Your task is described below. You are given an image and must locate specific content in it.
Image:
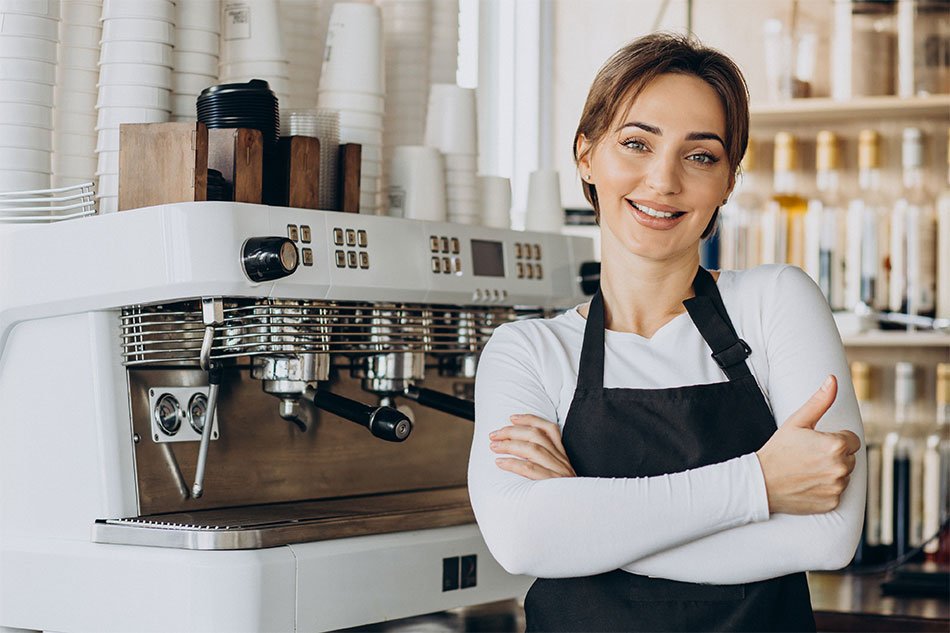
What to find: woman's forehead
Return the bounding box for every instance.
[610,73,727,137]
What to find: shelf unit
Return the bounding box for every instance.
[841,332,950,349]
[750,94,950,125]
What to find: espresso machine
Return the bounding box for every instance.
[0,201,594,632]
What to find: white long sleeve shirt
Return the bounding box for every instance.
[468,264,866,584]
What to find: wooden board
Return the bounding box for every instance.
[207,128,264,204]
[275,135,320,209]
[339,143,362,213]
[118,122,208,211]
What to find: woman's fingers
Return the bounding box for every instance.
[490,438,575,476]
[509,414,567,451]
[495,457,566,480]
[491,423,573,472]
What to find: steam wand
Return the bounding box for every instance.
[193,297,224,499]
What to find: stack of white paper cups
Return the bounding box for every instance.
[0,0,61,192]
[524,169,564,233]
[425,84,477,224]
[219,0,289,106]
[171,0,220,122]
[281,108,340,211]
[317,2,384,214]
[95,0,173,212]
[52,0,101,189]
[386,145,446,221]
[478,175,511,229]
[278,0,330,109]
[429,0,458,84]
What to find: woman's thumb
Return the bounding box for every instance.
[783,375,838,430]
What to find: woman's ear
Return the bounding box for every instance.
[576,134,593,180]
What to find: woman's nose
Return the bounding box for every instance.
[644,153,682,196]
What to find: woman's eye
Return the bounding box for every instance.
[688,152,718,165]
[621,139,647,151]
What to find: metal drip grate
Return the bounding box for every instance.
[121,299,524,366]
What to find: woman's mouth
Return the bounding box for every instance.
[626,199,687,229]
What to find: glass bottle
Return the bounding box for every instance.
[846,129,891,311]
[923,363,950,560]
[937,129,950,321]
[807,131,848,310]
[851,361,887,565]
[897,0,950,97]
[767,132,809,269]
[846,0,899,97]
[889,127,937,323]
[720,142,764,271]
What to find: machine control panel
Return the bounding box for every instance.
[148,387,219,444]
[286,223,314,267]
[333,225,371,270]
[242,236,299,281]
[429,233,463,276]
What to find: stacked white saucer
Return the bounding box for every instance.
[219,0,289,106]
[317,2,384,214]
[0,0,61,192]
[425,84,477,224]
[429,0,458,84]
[171,0,220,122]
[281,108,339,211]
[279,0,330,109]
[95,0,173,212]
[52,0,101,189]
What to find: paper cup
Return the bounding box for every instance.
[219,58,288,78]
[386,145,446,221]
[96,84,171,109]
[0,57,55,82]
[101,17,175,44]
[174,27,219,55]
[317,90,384,113]
[221,0,284,61]
[59,24,103,49]
[99,40,173,67]
[176,0,219,33]
[0,12,59,40]
[61,1,102,26]
[425,83,476,155]
[337,110,383,129]
[173,50,218,75]
[319,2,383,94]
[52,152,97,177]
[478,175,511,229]
[60,45,101,69]
[66,88,98,111]
[96,148,119,175]
[0,79,53,104]
[99,63,172,88]
[0,0,61,18]
[446,184,478,202]
[170,93,196,115]
[172,71,215,96]
[0,34,57,61]
[0,169,50,192]
[0,123,51,150]
[0,147,49,171]
[0,101,51,127]
[52,130,96,155]
[445,168,477,188]
[102,0,174,22]
[96,105,168,129]
[524,169,564,232]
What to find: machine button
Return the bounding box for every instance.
[287,224,299,242]
[357,229,368,247]
[516,262,524,279]
[515,243,523,259]
[453,257,462,273]
[431,256,442,273]
[491,289,501,301]
[335,250,346,267]
[345,229,356,246]
[535,263,543,279]
[473,289,482,301]
[440,236,449,253]
[533,243,542,260]
[242,236,299,282]
[300,225,311,243]
[302,248,313,266]
[347,250,358,268]
[526,264,534,279]
[500,290,508,301]
[429,235,440,252]
[359,251,369,269]
[450,237,460,254]
[333,228,344,245]
[441,256,451,274]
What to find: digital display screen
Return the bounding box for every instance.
[471,240,505,277]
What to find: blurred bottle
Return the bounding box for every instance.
[807,131,848,310]
[851,361,887,565]
[890,128,937,324]
[923,363,950,562]
[767,132,808,269]
[897,0,950,97]
[937,130,950,320]
[834,0,898,98]
[720,142,764,271]
[847,129,891,311]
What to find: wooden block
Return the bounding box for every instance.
[118,122,208,211]
[338,143,362,214]
[274,136,320,209]
[207,128,264,204]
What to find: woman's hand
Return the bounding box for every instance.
[755,375,862,515]
[490,414,577,480]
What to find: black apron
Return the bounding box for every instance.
[524,266,816,632]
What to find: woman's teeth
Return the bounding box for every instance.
[630,201,682,218]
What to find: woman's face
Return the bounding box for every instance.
[579,73,735,262]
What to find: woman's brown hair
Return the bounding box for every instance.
[574,32,750,238]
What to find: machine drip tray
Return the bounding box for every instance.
[93,487,474,550]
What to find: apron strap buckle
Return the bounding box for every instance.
[712,339,752,370]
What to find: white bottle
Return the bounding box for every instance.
[721,142,764,270]
[937,130,950,320]
[846,129,890,311]
[923,363,950,555]
[808,131,848,310]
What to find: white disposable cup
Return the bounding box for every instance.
[95,126,119,151]
[358,145,382,162]
[96,105,168,129]
[384,48,428,64]
[445,168,477,187]
[99,41,173,67]
[97,173,119,195]
[219,59,288,77]
[478,175,511,229]
[56,66,99,92]
[446,184,478,202]
[172,71,215,95]
[176,0,220,33]
[337,110,383,129]
[386,145,446,221]
[338,128,383,145]
[52,130,96,155]
[0,79,53,104]
[0,34,57,61]
[96,149,118,174]
[0,101,51,127]
[319,2,383,94]
[102,0,174,22]
[0,169,50,192]
[0,57,55,82]
[60,45,100,69]
[425,84,476,155]
[0,12,59,40]
[317,90,384,113]
[361,159,382,177]
[0,123,50,150]
[64,88,97,111]
[0,147,49,171]
[0,0,61,18]
[96,195,118,213]
[174,28,219,55]
[96,84,171,109]
[170,93,196,115]
[221,0,283,61]
[524,168,564,232]
[59,24,103,49]
[101,18,174,43]
[55,108,97,130]
[99,63,172,88]
[61,1,102,26]
[448,197,479,215]
[52,152,97,177]
[443,153,477,171]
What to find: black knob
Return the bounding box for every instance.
[368,406,413,442]
[243,237,299,282]
[579,261,601,295]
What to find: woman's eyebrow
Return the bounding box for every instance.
[616,121,725,148]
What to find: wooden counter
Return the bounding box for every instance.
[809,570,949,632]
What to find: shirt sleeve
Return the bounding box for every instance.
[468,321,771,579]
[619,265,867,584]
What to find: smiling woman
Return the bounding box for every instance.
[468,32,866,633]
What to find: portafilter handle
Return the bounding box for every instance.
[303,386,412,442]
[402,385,475,422]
